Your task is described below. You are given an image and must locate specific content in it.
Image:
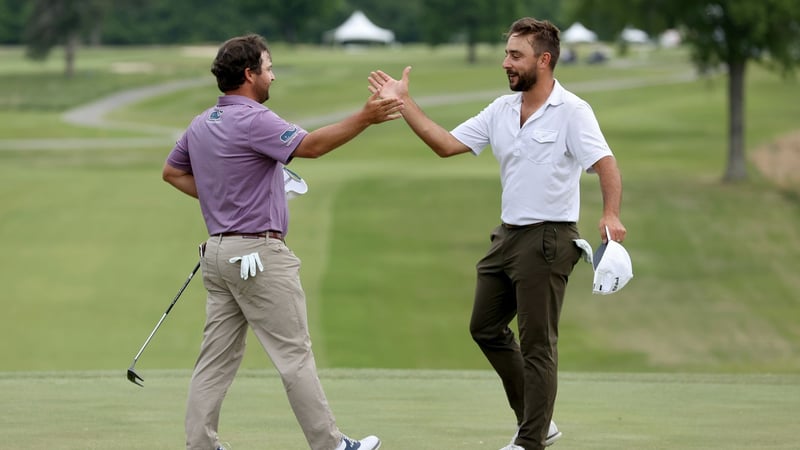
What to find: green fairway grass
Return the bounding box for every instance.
[0,43,799,377]
[1,369,798,449]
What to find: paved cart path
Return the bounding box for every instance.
[0,71,697,151]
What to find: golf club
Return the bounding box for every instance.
[127,260,201,387]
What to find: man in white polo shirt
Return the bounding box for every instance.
[369,17,626,450]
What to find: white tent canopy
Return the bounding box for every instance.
[329,11,394,45]
[562,22,597,44]
[620,26,650,44]
[659,29,682,48]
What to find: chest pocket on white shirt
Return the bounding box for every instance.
[521,129,559,164]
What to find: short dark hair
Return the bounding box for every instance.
[211,34,270,92]
[505,18,561,69]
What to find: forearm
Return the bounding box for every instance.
[293,111,370,159]
[595,156,622,217]
[593,155,627,242]
[162,163,198,198]
[402,97,468,158]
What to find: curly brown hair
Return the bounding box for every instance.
[211,34,270,93]
[505,18,561,70]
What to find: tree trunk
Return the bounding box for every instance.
[64,32,79,78]
[723,59,747,182]
[467,41,477,64]
[466,28,477,65]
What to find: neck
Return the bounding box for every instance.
[521,76,555,104]
[225,86,258,102]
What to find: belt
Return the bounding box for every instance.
[218,230,283,241]
[502,222,539,229]
[501,221,575,230]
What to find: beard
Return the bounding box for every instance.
[255,81,271,103]
[258,87,270,103]
[507,69,537,92]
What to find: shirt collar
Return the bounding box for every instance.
[216,94,266,109]
[506,79,566,110]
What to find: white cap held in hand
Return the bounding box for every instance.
[592,226,633,295]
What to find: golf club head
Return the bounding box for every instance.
[127,367,144,387]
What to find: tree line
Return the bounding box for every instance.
[2,0,572,47]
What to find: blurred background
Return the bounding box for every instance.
[1,0,799,375]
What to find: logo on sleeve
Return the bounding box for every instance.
[280,126,299,145]
[207,108,223,122]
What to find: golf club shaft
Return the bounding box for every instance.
[131,261,201,364]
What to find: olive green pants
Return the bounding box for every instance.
[470,222,581,450]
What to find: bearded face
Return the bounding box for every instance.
[503,34,542,92]
[507,67,538,92]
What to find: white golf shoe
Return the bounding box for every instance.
[545,420,562,446]
[504,420,562,449]
[335,434,381,450]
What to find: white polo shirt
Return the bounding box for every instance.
[451,80,612,225]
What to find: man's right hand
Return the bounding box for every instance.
[368,66,412,100]
[362,90,404,124]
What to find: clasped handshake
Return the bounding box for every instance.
[363,67,414,123]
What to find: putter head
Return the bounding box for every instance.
[127,367,144,387]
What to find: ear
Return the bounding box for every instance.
[539,52,552,69]
[243,67,255,84]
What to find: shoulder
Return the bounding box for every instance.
[553,80,591,110]
[493,93,521,107]
[478,93,520,116]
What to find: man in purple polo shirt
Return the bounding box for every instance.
[163,34,402,450]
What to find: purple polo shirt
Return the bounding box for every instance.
[166,95,308,236]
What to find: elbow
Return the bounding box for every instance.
[432,144,462,158]
[293,149,322,159]
[305,151,324,159]
[162,168,178,185]
[162,163,183,185]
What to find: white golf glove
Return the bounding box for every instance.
[228,252,264,280]
[573,238,594,265]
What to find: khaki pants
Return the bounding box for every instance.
[470,222,581,450]
[185,234,341,450]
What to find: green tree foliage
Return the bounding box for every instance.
[678,1,800,181]
[24,0,106,78]
[101,0,257,45]
[419,0,565,63]
[0,0,29,44]
[8,0,567,48]
[571,0,800,182]
[421,0,523,63]
[238,0,342,44]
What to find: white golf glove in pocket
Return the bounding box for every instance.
[573,238,594,264]
[229,252,264,280]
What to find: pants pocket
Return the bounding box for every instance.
[542,225,557,264]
